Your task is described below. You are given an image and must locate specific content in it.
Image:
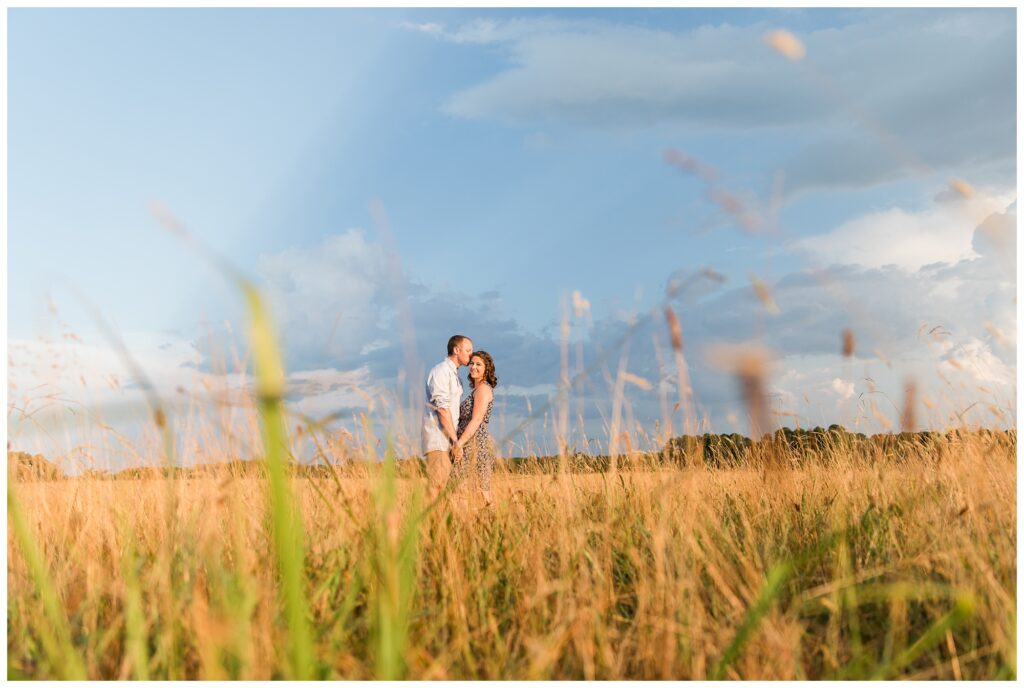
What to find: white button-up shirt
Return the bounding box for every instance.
[422,358,463,454]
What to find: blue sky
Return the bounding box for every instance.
[7,8,1017,466]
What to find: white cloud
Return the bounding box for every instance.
[938,337,1015,389]
[652,195,1016,433]
[399,21,446,38]
[402,16,580,45]
[258,228,389,368]
[831,377,855,400]
[360,339,389,356]
[7,331,376,426]
[285,366,375,419]
[441,20,822,128]
[791,188,1016,271]
[8,332,201,414]
[11,189,1015,463]
[411,11,1014,192]
[495,383,558,398]
[722,340,1013,433]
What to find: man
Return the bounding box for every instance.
[423,334,473,498]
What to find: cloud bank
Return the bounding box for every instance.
[12,191,1015,461]
[406,10,1015,194]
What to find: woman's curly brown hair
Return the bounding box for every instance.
[469,351,498,389]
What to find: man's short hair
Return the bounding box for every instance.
[447,335,471,355]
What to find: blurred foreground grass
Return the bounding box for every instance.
[7,430,1016,679]
[8,233,1016,679]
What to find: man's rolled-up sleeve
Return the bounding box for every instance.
[427,368,452,410]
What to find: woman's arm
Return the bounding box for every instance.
[455,385,493,448]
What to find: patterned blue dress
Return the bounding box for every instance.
[452,388,495,491]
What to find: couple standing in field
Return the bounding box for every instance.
[422,335,499,507]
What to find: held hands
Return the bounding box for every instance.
[450,439,464,462]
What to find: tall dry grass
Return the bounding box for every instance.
[8,30,1016,676]
[7,429,1015,679]
[9,185,1015,681]
[8,206,1018,680]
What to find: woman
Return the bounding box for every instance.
[451,350,498,506]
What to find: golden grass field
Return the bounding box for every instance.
[8,18,1018,680]
[7,430,1016,680]
[8,224,1017,680]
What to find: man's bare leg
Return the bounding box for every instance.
[425,450,452,500]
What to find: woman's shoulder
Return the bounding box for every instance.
[474,382,494,398]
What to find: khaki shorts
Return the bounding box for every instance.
[425,450,452,493]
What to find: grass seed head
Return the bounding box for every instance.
[842,328,855,358]
[949,177,975,198]
[664,307,684,352]
[149,200,189,238]
[749,274,779,314]
[901,379,918,431]
[707,343,774,438]
[622,372,652,391]
[708,189,762,232]
[663,148,718,182]
[764,29,806,61]
[571,290,591,319]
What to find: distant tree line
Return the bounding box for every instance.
[497,425,1016,473]
[8,426,1016,481]
[662,425,1016,468]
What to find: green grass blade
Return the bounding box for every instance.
[711,561,793,680]
[871,594,976,679]
[7,485,87,680]
[120,530,150,680]
[371,442,423,680]
[240,280,314,680]
[160,210,314,678]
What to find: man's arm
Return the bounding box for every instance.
[427,364,462,458]
[435,406,459,446]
